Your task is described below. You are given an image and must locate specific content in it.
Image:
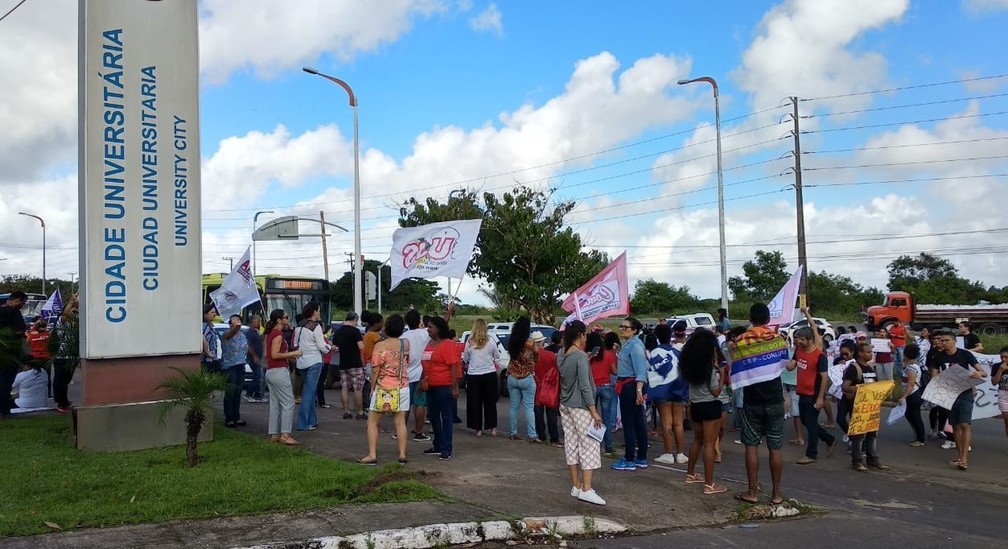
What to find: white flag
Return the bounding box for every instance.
[389,219,482,290]
[767,265,804,327]
[210,247,261,319]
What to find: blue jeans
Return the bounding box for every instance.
[507,375,537,439]
[595,385,616,452]
[893,347,905,380]
[221,365,243,424]
[296,362,322,430]
[427,386,454,456]
[247,362,264,398]
[798,395,835,459]
[618,379,648,462]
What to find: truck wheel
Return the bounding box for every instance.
[979,323,1002,337]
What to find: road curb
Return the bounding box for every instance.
[240,515,627,549]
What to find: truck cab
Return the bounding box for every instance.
[865,291,913,332]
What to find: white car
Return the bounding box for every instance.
[778,318,837,345]
[665,313,717,331]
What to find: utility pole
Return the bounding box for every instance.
[790,96,809,297]
[222,256,233,271]
[319,211,330,282]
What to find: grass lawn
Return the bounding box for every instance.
[0,415,440,537]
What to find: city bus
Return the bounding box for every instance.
[201,274,332,325]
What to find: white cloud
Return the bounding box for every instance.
[468,3,503,36]
[199,0,447,82]
[735,0,908,113]
[0,1,77,183]
[962,0,1008,13]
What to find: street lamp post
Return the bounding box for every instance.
[303,66,363,321]
[252,210,274,276]
[19,212,45,294]
[376,257,391,315]
[678,76,728,313]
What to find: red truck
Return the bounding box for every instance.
[865,291,1008,336]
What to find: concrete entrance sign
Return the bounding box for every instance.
[77,0,201,450]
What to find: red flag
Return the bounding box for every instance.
[561,252,629,325]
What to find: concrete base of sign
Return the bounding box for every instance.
[75,354,211,451]
[73,400,215,452]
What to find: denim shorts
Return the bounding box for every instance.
[740,402,785,450]
[948,391,975,426]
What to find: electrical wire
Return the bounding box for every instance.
[0,0,28,24]
[801,73,1008,102]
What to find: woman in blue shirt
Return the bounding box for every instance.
[612,317,650,471]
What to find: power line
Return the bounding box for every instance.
[803,154,1008,172]
[0,0,28,24]
[806,92,1008,118]
[801,73,1008,102]
[805,136,1008,156]
[805,172,1008,189]
[807,110,1008,134]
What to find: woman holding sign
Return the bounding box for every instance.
[842,342,889,472]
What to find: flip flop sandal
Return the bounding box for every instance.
[684,473,705,484]
[704,483,728,495]
[957,462,968,470]
[789,439,805,446]
[281,437,301,446]
[770,497,785,505]
[398,457,409,464]
[357,458,378,466]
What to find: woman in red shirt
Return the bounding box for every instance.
[421,317,460,460]
[265,309,303,445]
[587,331,618,454]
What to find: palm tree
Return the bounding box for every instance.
[157,367,230,468]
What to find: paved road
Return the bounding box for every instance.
[33,379,1008,548]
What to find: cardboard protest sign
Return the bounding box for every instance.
[848,381,895,436]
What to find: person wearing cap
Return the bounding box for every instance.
[335,312,367,419]
[532,331,561,445]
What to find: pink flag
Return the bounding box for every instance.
[561,252,630,325]
[767,265,804,327]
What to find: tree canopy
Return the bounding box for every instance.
[727,250,789,301]
[886,252,992,304]
[629,279,701,315]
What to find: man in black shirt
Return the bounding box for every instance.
[0,291,28,417]
[958,321,982,353]
[334,312,365,419]
[930,329,986,470]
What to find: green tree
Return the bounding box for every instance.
[630,279,700,315]
[886,252,986,304]
[331,259,441,314]
[728,250,789,301]
[807,271,883,315]
[399,186,608,324]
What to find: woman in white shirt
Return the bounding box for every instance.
[294,302,332,432]
[13,364,49,410]
[462,319,501,437]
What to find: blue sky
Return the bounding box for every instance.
[1,0,1007,307]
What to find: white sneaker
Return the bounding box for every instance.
[570,486,581,498]
[674,453,689,464]
[577,489,606,506]
[941,440,957,450]
[654,453,677,465]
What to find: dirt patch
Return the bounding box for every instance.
[357,471,417,497]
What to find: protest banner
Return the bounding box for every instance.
[921,364,984,411]
[560,252,629,325]
[767,265,802,327]
[389,219,482,290]
[886,400,907,426]
[964,352,1002,420]
[870,338,892,354]
[827,361,849,399]
[729,334,788,390]
[209,247,261,319]
[848,380,895,436]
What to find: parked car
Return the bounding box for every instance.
[777,317,837,345]
[463,323,556,397]
[664,313,717,331]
